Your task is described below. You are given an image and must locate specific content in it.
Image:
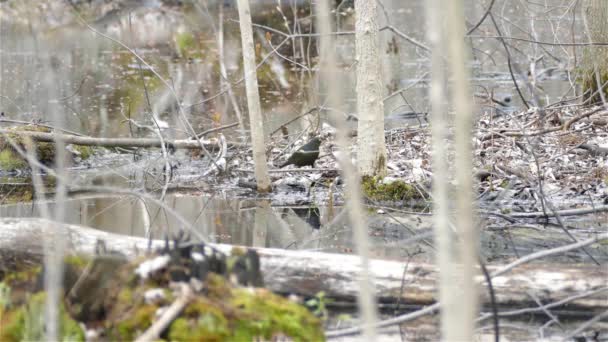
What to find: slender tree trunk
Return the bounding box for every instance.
[582,0,608,105]
[43,54,67,342]
[316,1,378,339]
[236,0,271,192]
[445,0,479,340]
[425,0,454,340]
[354,0,388,177]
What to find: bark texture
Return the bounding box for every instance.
[237,0,271,192]
[355,0,388,177]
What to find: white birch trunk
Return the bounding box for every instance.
[236,0,271,192]
[354,0,388,177]
[316,1,378,339]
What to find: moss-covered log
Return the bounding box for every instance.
[0,125,93,171]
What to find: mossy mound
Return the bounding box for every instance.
[0,292,85,342]
[0,125,94,171]
[113,274,323,342]
[361,175,423,202]
[0,242,324,342]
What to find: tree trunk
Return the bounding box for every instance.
[236,0,271,192]
[355,0,388,177]
[444,0,479,340]
[582,0,608,105]
[316,1,379,339]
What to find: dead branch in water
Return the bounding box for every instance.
[0,129,245,150]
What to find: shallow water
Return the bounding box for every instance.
[0,0,602,260]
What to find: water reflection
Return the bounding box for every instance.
[0,194,326,247]
[0,0,583,141]
[0,193,440,260]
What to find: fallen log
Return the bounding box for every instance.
[0,218,606,312]
[0,129,245,150]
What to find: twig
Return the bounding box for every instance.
[505,205,608,219]
[380,25,430,52]
[491,233,608,278]
[477,287,608,322]
[270,107,320,135]
[325,304,439,338]
[561,309,608,341]
[54,75,89,102]
[196,122,240,138]
[480,106,603,140]
[563,107,603,130]
[467,35,608,46]
[135,284,193,342]
[466,0,496,35]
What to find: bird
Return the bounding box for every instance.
[279,137,322,168]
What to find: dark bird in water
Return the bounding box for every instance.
[280,137,322,168]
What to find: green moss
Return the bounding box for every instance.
[2,249,322,342]
[2,266,41,286]
[114,304,157,341]
[226,247,246,272]
[0,182,34,204]
[230,288,324,342]
[117,287,134,305]
[0,125,94,171]
[0,149,28,171]
[0,175,58,204]
[64,255,89,270]
[166,274,323,342]
[0,292,84,342]
[169,299,230,341]
[70,145,93,160]
[361,176,421,202]
[175,31,202,59]
[0,125,56,171]
[0,282,11,306]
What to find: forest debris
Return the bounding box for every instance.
[0,229,323,341]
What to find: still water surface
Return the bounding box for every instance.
[0,0,589,254]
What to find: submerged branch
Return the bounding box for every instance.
[0,129,245,150]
